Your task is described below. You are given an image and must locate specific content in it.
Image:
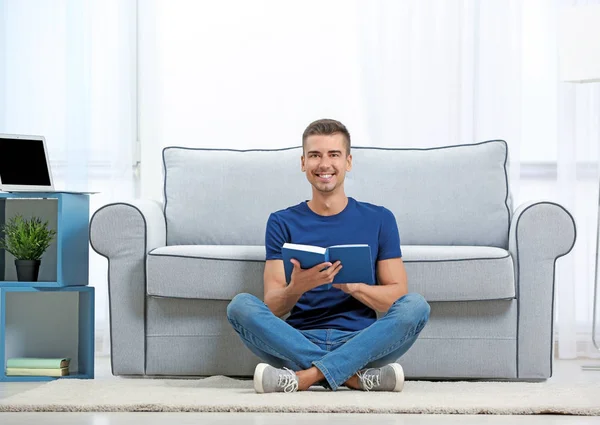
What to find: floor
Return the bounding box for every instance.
[0,357,599,424]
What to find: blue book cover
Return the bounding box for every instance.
[282,243,374,285]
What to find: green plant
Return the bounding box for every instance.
[0,215,57,260]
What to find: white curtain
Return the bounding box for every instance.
[139,0,599,359]
[0,0,137,355]
[138,0,371,200]
[555,0,600,359]
[138,0,522,196]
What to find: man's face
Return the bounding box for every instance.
[301,133,352,194]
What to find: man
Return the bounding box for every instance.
[227,119,430,393]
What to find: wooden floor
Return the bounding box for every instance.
[1,356,599,424]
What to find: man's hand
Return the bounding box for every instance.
[288,259,342,295]
[332,283,363,296]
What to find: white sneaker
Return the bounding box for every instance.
[253,363,299,393]
[357,363,404,392]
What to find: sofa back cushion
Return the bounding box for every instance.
[163,147,310,246]
[163,141,511,247]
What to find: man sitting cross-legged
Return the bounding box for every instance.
[227,119,430,393]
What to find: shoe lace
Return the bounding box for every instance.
[277,367,299,393]
[357,368,380,391]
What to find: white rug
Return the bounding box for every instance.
[1,376,599,415]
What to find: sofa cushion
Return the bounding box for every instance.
[146,245,515,302]
[402,246,515,301]
[162,141,510,248]
[163,147,311,246]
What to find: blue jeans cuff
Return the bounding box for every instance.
[312,360,340,391]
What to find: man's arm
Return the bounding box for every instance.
[333,257,408,313]
[264,258,343,318]
[263,260,303,318]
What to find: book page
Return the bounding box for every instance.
[328,244,369,248]
[282,243,327,254]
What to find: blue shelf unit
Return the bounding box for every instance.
[0,192,94,381]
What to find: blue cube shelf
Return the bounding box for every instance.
[0,286,95,381]
[0,192,94,381]
[0,192,89,288]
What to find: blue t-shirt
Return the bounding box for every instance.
[265,197,402,332]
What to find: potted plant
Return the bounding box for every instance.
[0,215,57,282]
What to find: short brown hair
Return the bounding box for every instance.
[302,119,351,155]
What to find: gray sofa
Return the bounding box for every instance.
[89,140,576,380]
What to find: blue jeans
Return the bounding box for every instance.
[226,292,430,391]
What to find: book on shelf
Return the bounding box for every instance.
[6,367,69,377]
[282,243,374,285]
[6,357,70,369]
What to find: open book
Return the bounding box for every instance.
[282,243,374,285]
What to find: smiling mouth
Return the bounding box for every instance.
[315,172,335,182]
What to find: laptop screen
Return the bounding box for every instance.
[0,136,52,186]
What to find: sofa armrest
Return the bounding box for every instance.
[508,201,576,379]
[89,200,166,375]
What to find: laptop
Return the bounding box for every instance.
[0,133,94,193]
